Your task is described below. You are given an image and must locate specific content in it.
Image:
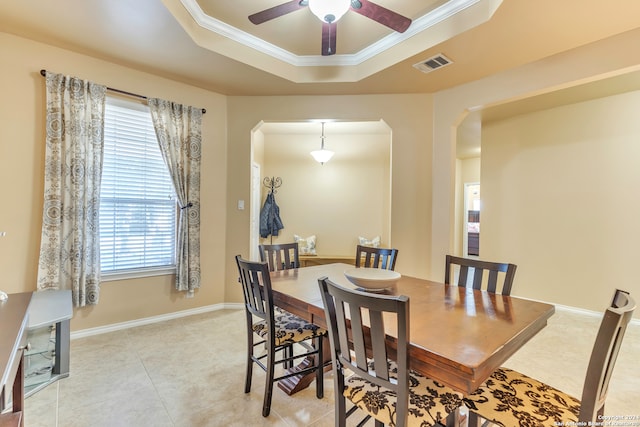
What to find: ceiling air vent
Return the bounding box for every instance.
[413,54,452,74]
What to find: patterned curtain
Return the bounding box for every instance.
[37,72,106,306]
[148,98,202,295]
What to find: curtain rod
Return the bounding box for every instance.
[40,69,206,114]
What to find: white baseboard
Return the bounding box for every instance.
[554,303,603,318]
[70,302,244,340]
[554,302,640,326]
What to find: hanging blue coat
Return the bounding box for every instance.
[259,192,284,238]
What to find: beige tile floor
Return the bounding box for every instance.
[24,307,639,427]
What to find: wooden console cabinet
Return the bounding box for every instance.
[24,290,72,397]
[0,292,32,427]
[299,255,356,267]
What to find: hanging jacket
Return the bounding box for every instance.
[259,192,284,238]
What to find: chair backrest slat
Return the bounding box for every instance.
[486,270,499,293]
[236,255,274,325]
[259,242,300,271]
[472,268,484,290]
[369,309,390,381]
[349,301,368,372]
[579,289,635,422]
[458,265,469,287]
[355,245,398,270]
[333,297,352,370]
[445,255,517,296]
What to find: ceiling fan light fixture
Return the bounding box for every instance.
[308,0,350,23]
[310,122,335,164]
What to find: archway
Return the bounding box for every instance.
[250,120,393,260]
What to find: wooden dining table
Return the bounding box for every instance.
[269,263,555,395]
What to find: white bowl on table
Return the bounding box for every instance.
[344,268,401,292]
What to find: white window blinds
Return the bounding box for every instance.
[100,98,177,273]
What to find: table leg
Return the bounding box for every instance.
[12,352,25,427]
[53,319,70,376]
[277,335,331,395]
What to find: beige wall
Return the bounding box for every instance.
[0,33,228,330]
[481,90,640,310]
[258,131,391,256]
[225,95,434,304]
[432,29,640,282]
[431,28,640,317]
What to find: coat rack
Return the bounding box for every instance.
[263,176,282,194]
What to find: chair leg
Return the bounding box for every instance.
[280,344,291,369]
[315,336,324,399]
[335,367,352,427]
[245,329,254,393]
[444,409,458,427]
[286,344,294,368]
[335,390,347,427]
[282,345,293,369]
[262,343,276,417]
[467,411,482,427]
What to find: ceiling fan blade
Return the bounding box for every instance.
[351,0,411,33]
[321,22,337,56]
[249,1,307,25]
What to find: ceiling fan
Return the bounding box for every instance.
[249,0,412,56]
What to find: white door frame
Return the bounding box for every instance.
[250,162,261,261]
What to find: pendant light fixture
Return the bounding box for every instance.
[308,0,351,24]
[310,122,334,165]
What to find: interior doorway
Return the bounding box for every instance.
[249,120,392,257]
[463,183,480,257]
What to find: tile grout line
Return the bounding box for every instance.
[132,329,178,427]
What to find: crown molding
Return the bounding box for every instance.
[165,0,502,82]
[181,0,485,67]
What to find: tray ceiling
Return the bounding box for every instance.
[169,0,501,82]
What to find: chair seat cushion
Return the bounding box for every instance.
[344,360,463,427]
[463,367,581,427]
[253,307,327,346]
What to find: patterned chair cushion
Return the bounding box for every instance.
[463,367,581,427]
[344,360,464,427]
[253,308,327,346]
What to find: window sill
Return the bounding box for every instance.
[101,266,176,282]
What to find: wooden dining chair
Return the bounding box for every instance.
[318,276,464,427]
[355,244,398,270]
[235,255,326,417]
[464,289,636,427]
[444,255,517,295]
[259,242,300,271]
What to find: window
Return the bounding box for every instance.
[99,97,177,275]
